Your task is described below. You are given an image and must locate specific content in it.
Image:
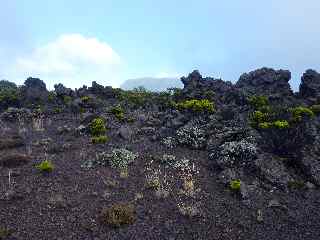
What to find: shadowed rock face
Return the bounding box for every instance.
[235,67,293,96]
[54,83,74,97]
[299,69,320,102]
[21,77,49,103]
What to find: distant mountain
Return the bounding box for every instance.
[120,77,183,92]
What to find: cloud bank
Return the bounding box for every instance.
[5,34,122,89]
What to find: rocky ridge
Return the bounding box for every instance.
[0,67,320,239]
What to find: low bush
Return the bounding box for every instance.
[36,160,54,172]
[100,203,136,228]
[97,148,138,169]
[0,80,20,110]
[80,96,90,103]
[289,106,314,122]
[89,118,106,136]
[63,96,72,105]
[310,104,320,115]
[174,99,215,113]
[230,179,241,191]
[110,105,125,121]
[248,95,269,109]
[176,125,206,149]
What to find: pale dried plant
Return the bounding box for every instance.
[26,143,33,155]
[33,114,45,131]
[154,168,171,199]
[18,114,27,135]
[8,170,15,190]
[119,166,129,178]
[145,167,161,189]
[177,162,200,196]
[145,164,172,199]
[176,201,201,218]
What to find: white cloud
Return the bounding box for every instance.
[8,34,122,89]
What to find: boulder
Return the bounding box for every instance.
[0,154,32,168]
[180,70,237,103]
[254,154,293,188]
[236,67,293,97]
[299,69,320,102]
[54,83,74,97]
[298,151,320,185]
[0,136,24,150]
[118,125,133,140]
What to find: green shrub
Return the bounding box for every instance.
[47,92,56,103]
[174,99,215,113]
[117,86,153,108]
[290,106,314,122]
[89,118,106,136]
[63,96,72,105]
[273,120,290,129]
[53,107,63,114]
[230,179,241,191]
[250,110,269,127]
[287,180,305,189]
[0,226,13,238]
[36,160,54,172]
[248,95,269,109]
[100,203,135,228]
[258,122,273,129]
[310,105,320,115]
[110,105,125,121]
[81,96,90,103]
[91,135,108,144]
[0,80,19,109]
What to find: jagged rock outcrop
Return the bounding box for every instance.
[54,83,74,97]
[89,81,116,98]
[299,69,320,103]
[181,70,246,105]
[236,67,293,97]
[20,77,49,103]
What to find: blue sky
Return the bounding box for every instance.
[1,0,320,91]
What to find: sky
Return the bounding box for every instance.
[1,0,320,91]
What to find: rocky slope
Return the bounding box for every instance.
[0,67,320,240]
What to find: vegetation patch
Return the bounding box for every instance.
[310,104,320,115]
[100,203,136,228]
[176,125,206,149]
[230,179,241,191]
[97,148,138,169]
[0,226,13,239]
[89,117,107,136]
[289,106,314,122]
[36,160,54,172]
[287,180,305,189]
[174,99,215,113]
[110,105,125,121]
[0,80,19,110]
[248,95,269,109]
[80,96,91,103]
